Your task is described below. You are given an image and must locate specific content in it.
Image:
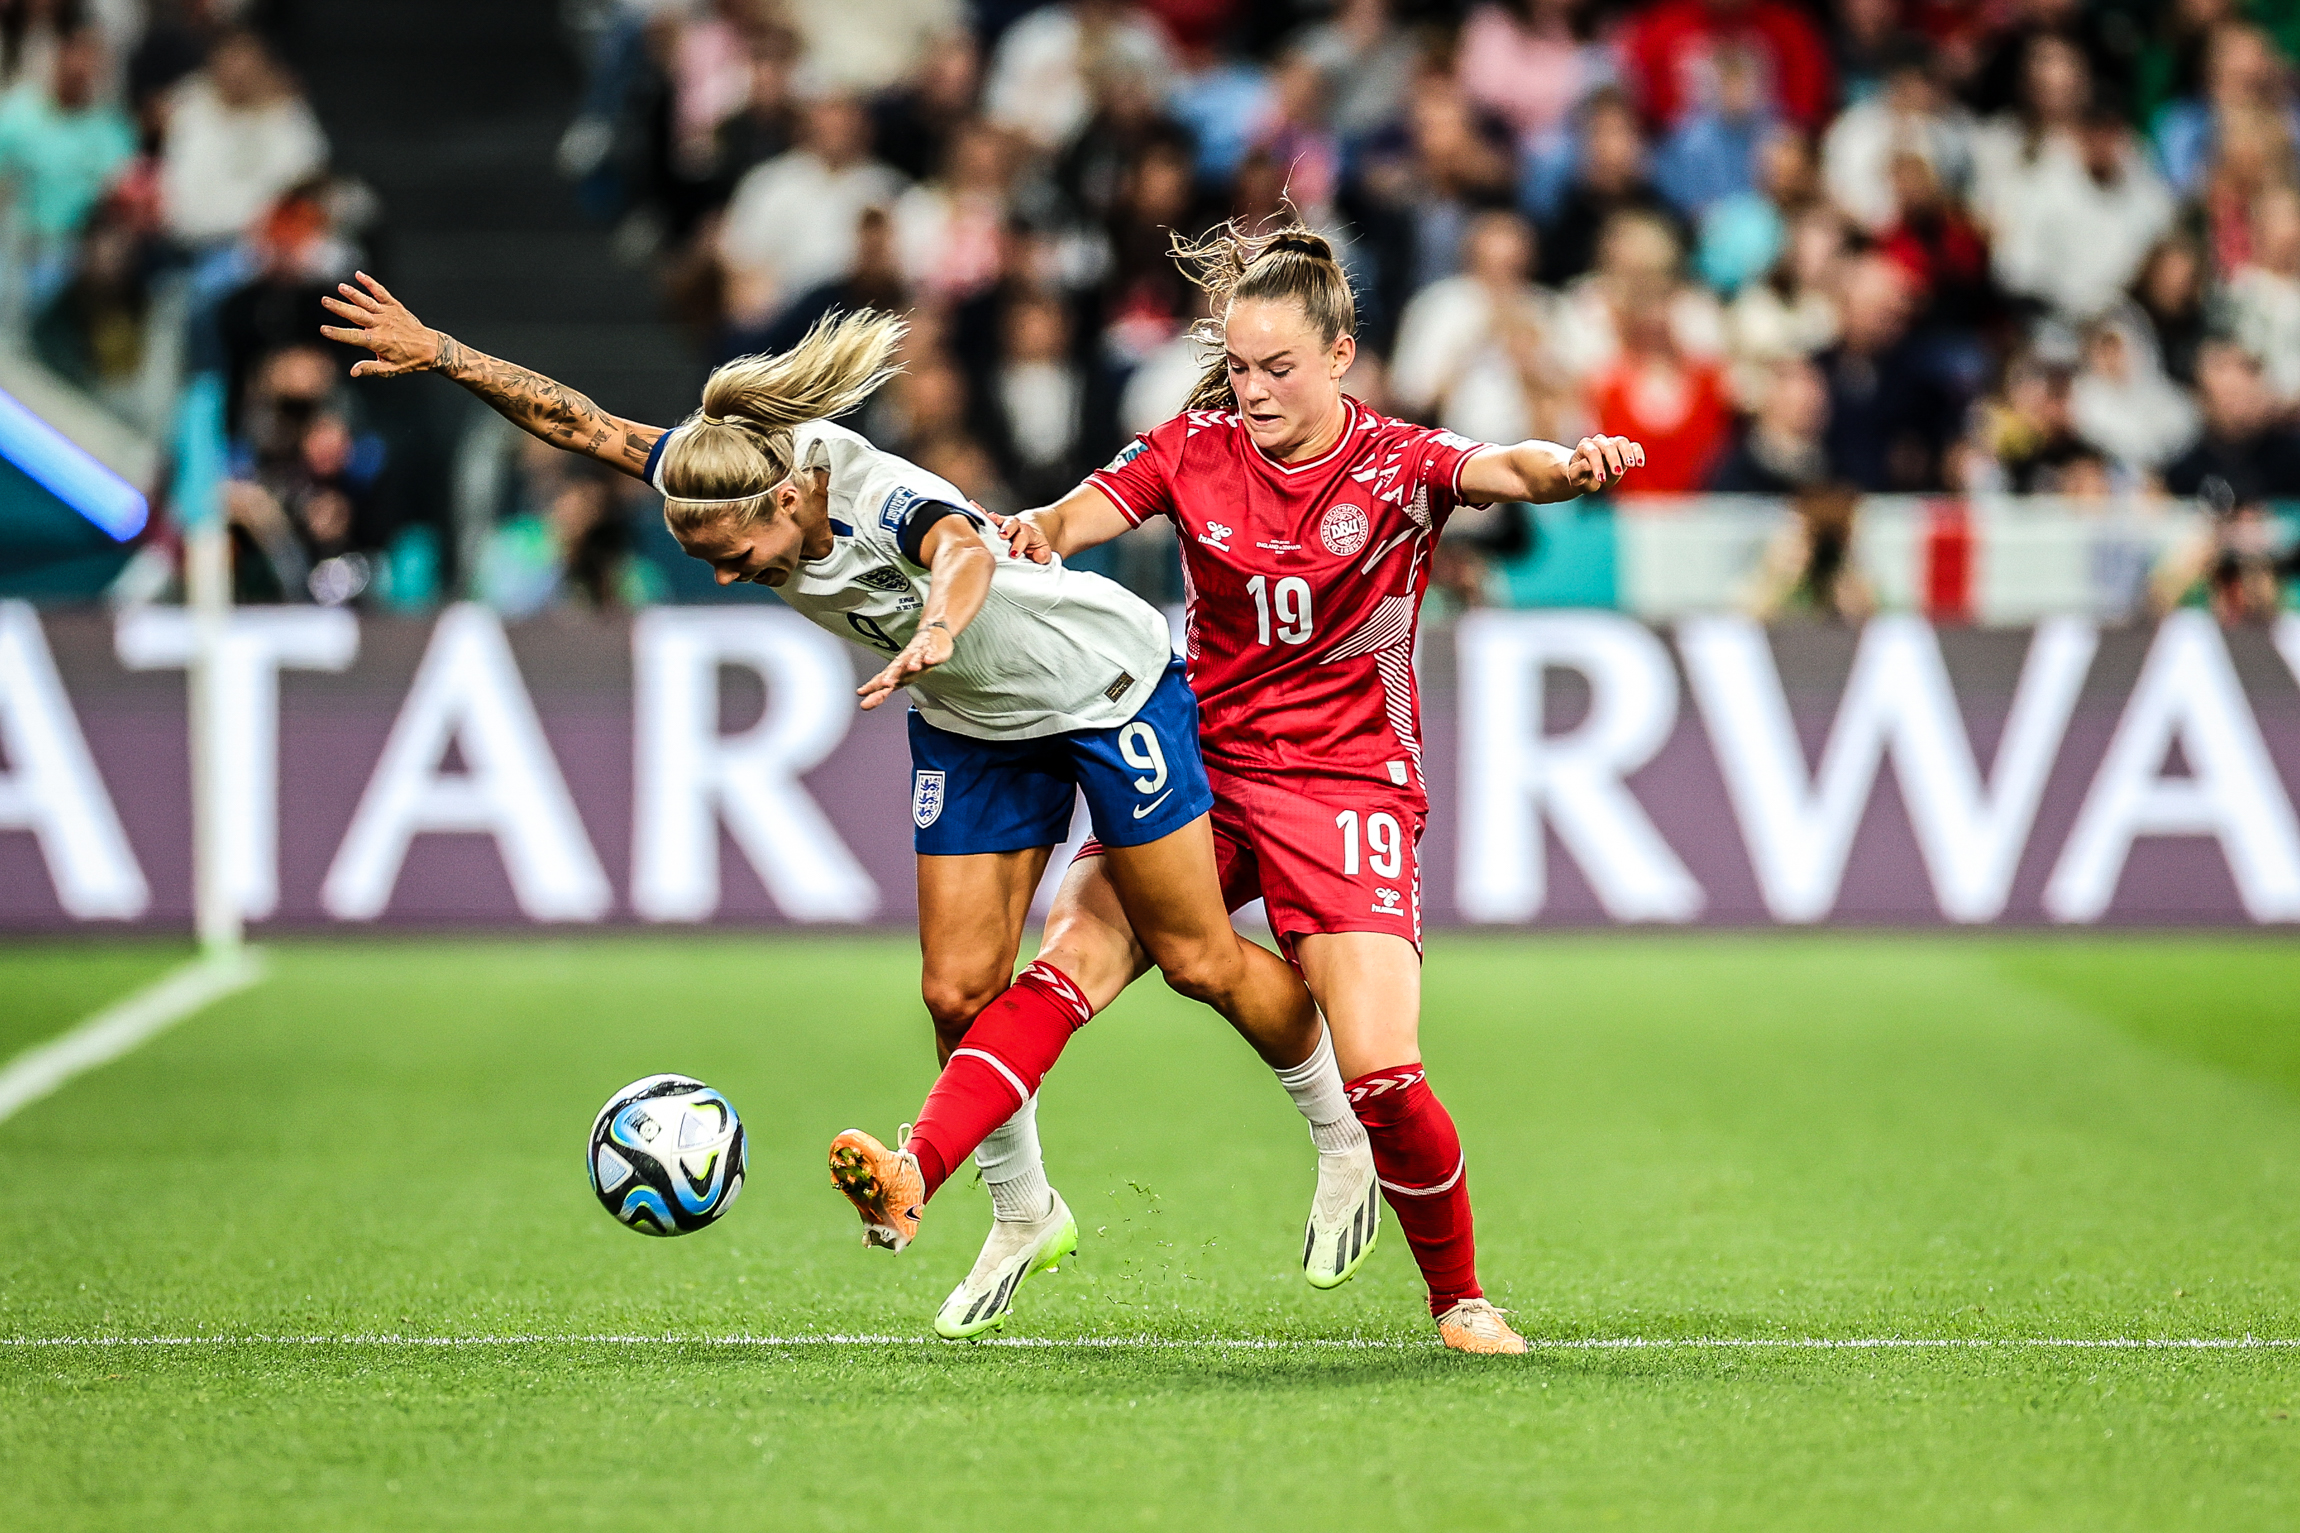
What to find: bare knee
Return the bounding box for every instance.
[1152,937,1245,1009]
[921,973,1006,1049]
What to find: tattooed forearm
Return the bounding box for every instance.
[428,335,661,476]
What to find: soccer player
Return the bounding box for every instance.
[322,275,1378,1339]
[984,221,1647,1353]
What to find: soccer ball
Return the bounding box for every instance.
[587,1074,747,1236]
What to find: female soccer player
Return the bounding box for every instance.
[990,222,1646,1353]
[321,275,1378,1339]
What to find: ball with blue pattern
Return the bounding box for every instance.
[587,1074,747,1235]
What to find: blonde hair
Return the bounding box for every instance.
[659,308,906,534]
[1170,209,1357,412]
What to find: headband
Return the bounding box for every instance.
[660,422,777,506]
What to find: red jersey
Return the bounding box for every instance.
[1087,398,1484,800]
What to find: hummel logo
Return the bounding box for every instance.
[1373,886,1403,914]
[1133,789,1174,820]
[1347,1068,1424,1104]
[1199,521,1233,550]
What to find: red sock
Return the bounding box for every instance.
[905,961,1094,1198]
[1346,1065,1482,1315]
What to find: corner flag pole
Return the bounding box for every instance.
[173,373,239,959]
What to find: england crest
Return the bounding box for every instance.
[912,770,947,828]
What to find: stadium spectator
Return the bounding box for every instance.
[480,451,660,619]
[1828,0,1902,106]
[1650,42,1775,219]
[1535,87,1676,285]
[894,120,1014,302]
[1990,105,2174,322]
[2224,183,2300,407]
[871,29,979,183]
[1743,482,1873,621]
[1618,0,1834,132]
[1388,209,1577,447]
[2196,101,2296,277]
[2125,235,2210,387]
[742,203,911,359]
[1093,132,1202,360]
[2162,339,2300,503]
[1708,353,1830,493]
[1290,0,1417,141]
[1963,0,2133,122]
[158,29,327,248]
[2154,21,2299,198]
[0,24,133,311]
[1960,344,2093,494]
[2069,313,2202,478]
[1873,151,1992,335]
[716,88,904,329]
[1723,204,1841,398]
[1693,121,1814,295]
[1456,0,1605,147]
[1587,280,1733,493]
[127,0,224,114]
[785,0,963,94]
[1347,70,1517,340]
[1968,32,2090,237]
[1815,253,1958,490]
[1820,35,1974,235]
[983,0,1174,155]
[981,288,1088,505]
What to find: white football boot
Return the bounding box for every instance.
[933,1190,1079,1340]
[1301,1139,1380,1289]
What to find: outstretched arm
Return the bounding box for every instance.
[320,271,667,481]
[1459,434,1647,505]
[991,482,1134,565]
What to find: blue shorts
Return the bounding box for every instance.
[908,659,1214,856]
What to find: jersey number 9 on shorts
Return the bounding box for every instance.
[1119,722,1168,794]
[1335,810,1402,878]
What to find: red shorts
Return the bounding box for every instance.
[1077,763,1426,963]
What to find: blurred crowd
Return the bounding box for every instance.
[5,0,2300,617]
[563,0,2300,609]
[0,0,411,606]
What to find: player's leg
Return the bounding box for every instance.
[1293,929,1521,1353]
[830,720,1073,1260]
[1242,770,1524,1353]
[1062,666,1377,1284]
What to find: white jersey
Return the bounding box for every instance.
[654,420,1174,741]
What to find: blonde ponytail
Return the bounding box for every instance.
[659,308,907,533]
[1169,208,1357,412]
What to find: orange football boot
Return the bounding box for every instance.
[1437,1299,1529,1355]
[828,1126,925,1252]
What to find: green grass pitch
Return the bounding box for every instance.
[3,933,2297,1530]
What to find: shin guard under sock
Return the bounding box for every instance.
[1345,1065,1483,1314]
[905,961,1094,1199]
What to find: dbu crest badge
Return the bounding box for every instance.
[912,770,947,829]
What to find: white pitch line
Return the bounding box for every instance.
[0,949,268,1125]
[2,1334,2294,1352]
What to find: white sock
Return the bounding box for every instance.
[1275,1026,1367,1157]
[975,1094,1054,1222]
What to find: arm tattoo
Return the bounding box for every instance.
[436,342,628,461]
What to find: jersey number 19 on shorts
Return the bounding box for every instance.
[1334,810,1402,878]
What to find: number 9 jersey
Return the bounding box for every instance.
[1086,397,1485,805]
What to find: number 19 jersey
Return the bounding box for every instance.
[1086,397,1486,802]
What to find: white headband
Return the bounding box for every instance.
[660,423,776,506]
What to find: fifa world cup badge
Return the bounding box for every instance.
[912,770,947,828]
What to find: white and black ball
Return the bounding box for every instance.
[587,1074,747,1236]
